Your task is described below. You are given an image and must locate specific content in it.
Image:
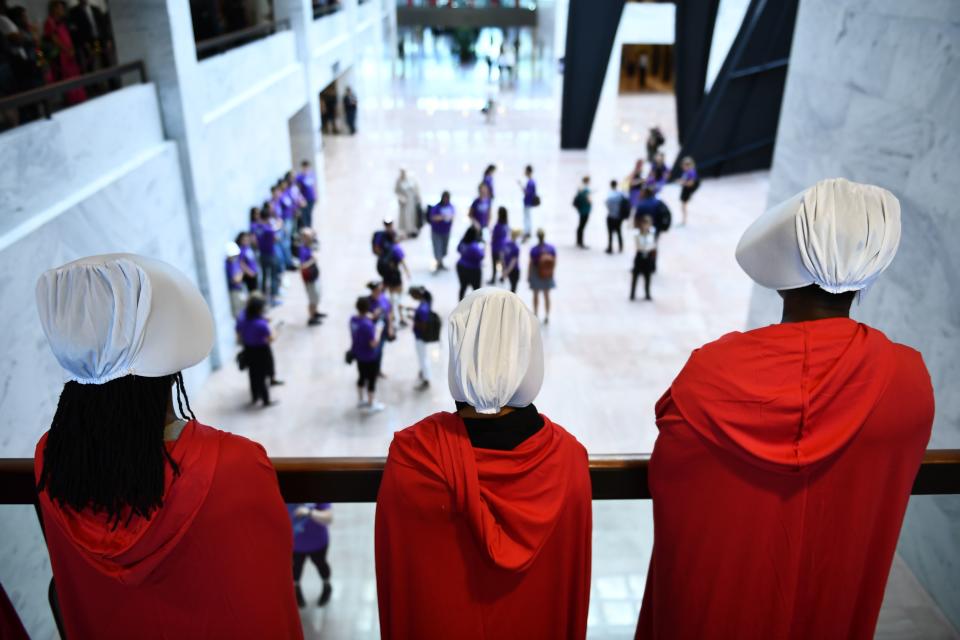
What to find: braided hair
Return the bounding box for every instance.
[37,372,196,528]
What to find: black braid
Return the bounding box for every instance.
[37,374,189,528]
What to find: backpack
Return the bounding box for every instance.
[572,190,585,211]
[655,200,672,233]
[422,311,442,343]
[618,195,631,220]
[537,252,556,279]
[377,250,399,278]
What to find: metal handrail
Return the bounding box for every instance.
[313,2,344,19]
[2,450,958,505]
[0,61,146,117]
[195,19,292,59]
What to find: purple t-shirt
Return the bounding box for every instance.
[236,310,270,347]
[502,241,520,272]
[390,244,405,263]
[296,171,317,202]
[458,241,485,269]
[429,203,455,234]
[491,223,509,255]
[350,314,378,362]
[288,503,331,552]
[413,300,431,340]
[298,244,313,264]
[240,245,258,274]
[470,197,492,228]
[226,257,243,290]
[251,221,276,256]
[483,175,495,199]
[278,191,295,221]
[683,168,698,183]
[523,178,537,206]
[530,243,556,265]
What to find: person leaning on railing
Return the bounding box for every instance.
[636,179,935,640]
[375,288,592,639]
[33,254,302,640]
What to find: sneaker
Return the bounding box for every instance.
[307,317,322,326]
[415,380,430,391]
[357,400,369,409]
[270,379,285,386]
[318,582,333,607]
[295,584,306,608]
[367,401,385,413]
[262,399,279,408]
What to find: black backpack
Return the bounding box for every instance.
[377,252,399,278]
[618,195,631,220]
[422,311,442,343]
[655,201,672,233]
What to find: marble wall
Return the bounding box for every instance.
[749,0,960,628]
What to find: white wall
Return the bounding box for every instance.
[753,0,960,628]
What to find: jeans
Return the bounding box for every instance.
[523,206,533,237]
[606,217,623,252]
[301,201,315,229]
[431,230,450,265]
[576,213,590,246]
[260,252,282,300]
[282,218,296,267]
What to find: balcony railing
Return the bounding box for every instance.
[0,61,147,125]
[2,450,959,505]
[195,19,292,60]
[313,1,344,20]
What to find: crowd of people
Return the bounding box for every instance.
[24,173,933,639]
[227,159,321,408]
[0,0,115,129]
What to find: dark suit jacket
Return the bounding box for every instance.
[67,4,111,48]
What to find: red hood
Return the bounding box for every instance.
[388,412,584,571]
[35,421,220,585]
[665,318,899,471]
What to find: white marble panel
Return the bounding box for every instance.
[0,84,165,235]
[755,0,960,628]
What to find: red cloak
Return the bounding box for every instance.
[375,411,592,639]
[35,421,303,639]
[637,318,934,640]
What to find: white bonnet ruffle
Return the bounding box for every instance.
[36,254,214,384]
[447,289,544,414]
[736,178,901,293]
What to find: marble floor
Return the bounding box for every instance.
[189,44,958,640]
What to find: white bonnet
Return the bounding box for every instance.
[36,254,214,384]
[736,178,901,293]
[447,289,544,414]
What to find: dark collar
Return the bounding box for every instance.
[459,404,544,451]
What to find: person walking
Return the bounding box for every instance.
[482,164,496,200]
[225,241,247,318]
[394,169,421,238]
[518,165,539,242]
[488,206,509,284]
[501,229,522,293]
[298,227,323,326]
[343,87,358,134]
[469,182,493,237]
[630,215,657,301]
[377,237,411,329]
[573,176,592,249]
[646,152,670,194]
[296,160,318,228]
[349,297,385,412]
[409,286,437,391]
[236,294,280,407]
[529,229,556,323]
[627,159,645,209]
[456,226,485,301]
[679,156,700,226]
[605,180,628,254]
[429,191,455,271]
[289,503,333,608]
[645,125,664,162]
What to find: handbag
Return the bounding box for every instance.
[344,349,355,365]
[532,194,541,207]
[236,349,249,371]
[301,263,319,283]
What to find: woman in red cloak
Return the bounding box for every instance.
[637,179,934,639]
[376,288,593,639]
[33,254,302,639]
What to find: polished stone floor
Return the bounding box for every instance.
[191,42,957,640]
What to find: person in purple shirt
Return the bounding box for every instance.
[488,206,510,284]
[429,191,455,271]
[350,296,385,412]
[501,228,522,293]
[225,241,246,319]
[377,240,410,329]
[236,230,259,292]
[296,160,318,228]
[529,228,557,324]
[469,182,493,233]
[236,294,280,407]
[518,164,538,241]
[679,156,699,226]
[408,286,434,390]
[482,164,496,199]
[367,280,395,345]
[250,204,282,304]
[289,502,333,608]
[645,152,670,194]
[372,219,395,257]
[298,227,324,326]
[457,225,485,301]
